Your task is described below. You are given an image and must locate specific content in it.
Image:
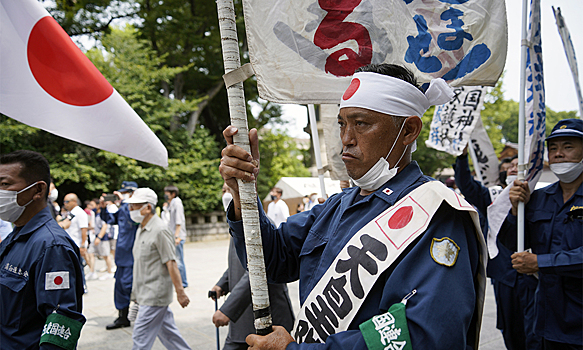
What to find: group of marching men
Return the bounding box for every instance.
[1,63,581,350]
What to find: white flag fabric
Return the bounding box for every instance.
[242,0,507,104]
[487,0,545,258]
[0,0,168,167]
[469,117,499,188]
[426,86,487,156]
[552,6,583,118]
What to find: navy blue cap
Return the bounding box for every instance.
[118,181,138,193]
[546,119,583,141]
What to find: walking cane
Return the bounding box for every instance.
[208,290,220,350]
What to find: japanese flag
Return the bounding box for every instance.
[0,0,168,167]
[45,271,70,290]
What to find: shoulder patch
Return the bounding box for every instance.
[430,237,460,267]
[46,271,70,290]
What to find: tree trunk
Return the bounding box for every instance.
[186,81,224,136]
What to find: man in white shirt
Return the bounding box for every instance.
[60,193,89,292]
[267,187,289,227]
[60,193,88,251]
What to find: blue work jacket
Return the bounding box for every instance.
[100,202,138,267]
[500,181,583,345]
[454,155,518,287]
[0,206,85,349]
[229,162,482,349]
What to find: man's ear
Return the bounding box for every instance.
[34,181,48,201]
[402,116,422,146]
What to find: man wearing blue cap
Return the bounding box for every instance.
[99,180,139,330]
[500,119,583,349]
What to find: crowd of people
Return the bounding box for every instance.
[0,63,581,350]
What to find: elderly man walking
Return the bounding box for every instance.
[126,188,191,350]
[219,64,486,350]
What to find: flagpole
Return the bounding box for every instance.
[467,140,484,184]
[552,7,583,119]
[216,0,272,335]
[308,104,327,198]
[517,0,529,253]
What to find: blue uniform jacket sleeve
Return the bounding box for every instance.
[499,208,583,278]
[537,247,583,277]
[100,206,119,225]
[454,155,492,215]
[35,244,86,349]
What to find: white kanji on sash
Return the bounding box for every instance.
[45,271,70,290]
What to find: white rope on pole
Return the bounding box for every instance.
[216,0,272,335]
[308,104,327,198]
[467,140,484,184]
[517,0,529,253]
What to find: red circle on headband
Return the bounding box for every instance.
[342,78,360,100]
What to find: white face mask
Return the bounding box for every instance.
[222,192,233,212]
[0,182,38,223]
[550,160,583,184]
[351,121,408,191]
[48,188,58,202]
[122,193,131,201]
[129,204,148,224]
[505,175,517,186]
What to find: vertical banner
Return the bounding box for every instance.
[552,6,583,118]
[469,118,499,188]
[242,0,507,104]
[426,86,488,156]
[487,0,545,258]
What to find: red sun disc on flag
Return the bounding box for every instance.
[27,17,113,106]
[54,276,63,285]
[388,206,414,230]
[342,78,360,100]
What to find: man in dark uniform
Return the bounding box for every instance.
[454,146,540,350]
[0,150,85,349]
[501,119,583,350]
[220,64,487,349]
[100,180,138,330]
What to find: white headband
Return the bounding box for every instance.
[339,72,454,117]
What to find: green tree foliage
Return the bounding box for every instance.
[257,130,311,198]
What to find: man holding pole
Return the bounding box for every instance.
[454,146,540,350]
[500,118,583,350]
[220,64,486,349]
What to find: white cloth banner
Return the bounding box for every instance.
[552,6,583,118]
[0,0,168,167]
[426,86,487,156]
[470,117,499,188]
[487,0,545,258]
[242,0,507,104]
